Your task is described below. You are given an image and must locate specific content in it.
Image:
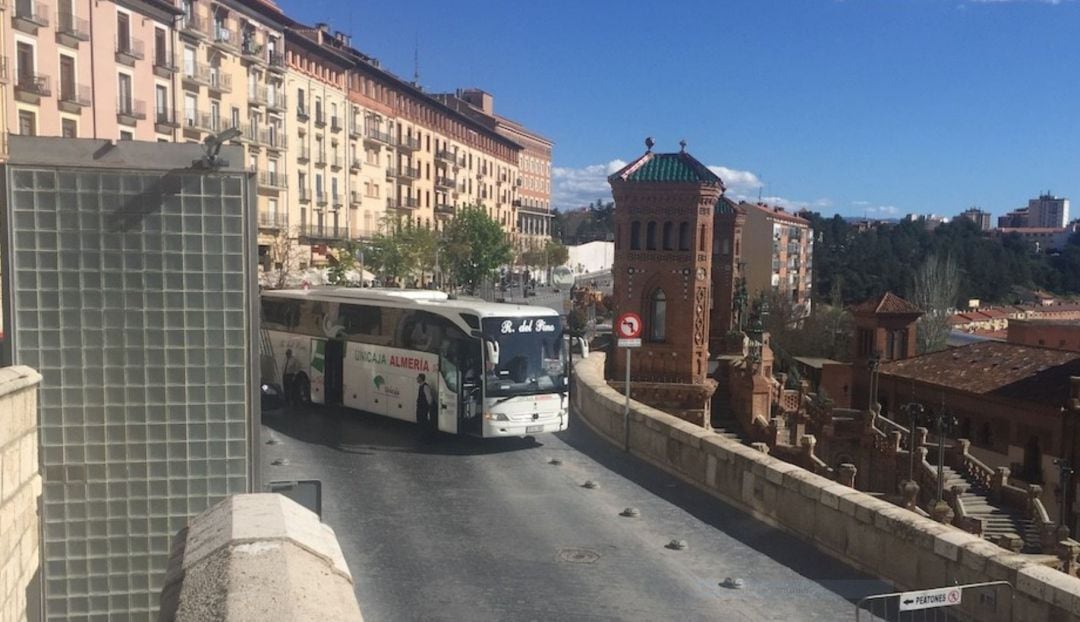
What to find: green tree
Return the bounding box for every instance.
[366,217,439,286]
[326,241,361,286]
[440,205,512,294]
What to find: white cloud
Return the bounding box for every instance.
[863,205,899,216]
[707,166,763,196]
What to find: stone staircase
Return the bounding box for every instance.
[711,409,750,444]
[941,465,1041,553]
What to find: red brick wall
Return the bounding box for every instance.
[1008,321,1080,353]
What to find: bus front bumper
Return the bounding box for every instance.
[483,413,567,437]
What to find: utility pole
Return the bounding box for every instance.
[1055,405,1075,539]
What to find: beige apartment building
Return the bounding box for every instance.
[741,201,814,317]
[9,0,182,141]
[438,88,553,252]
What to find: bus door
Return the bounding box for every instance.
[324,338,344,406]
[436,354,459,435]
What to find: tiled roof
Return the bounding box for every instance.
[715,195,742,214]
[980,308,1009,319]
[851,292,923,316]
[609,151,723,185]
[741,201,811,225]
[880,341,1080,407]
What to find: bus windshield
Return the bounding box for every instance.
[481,316,564,397]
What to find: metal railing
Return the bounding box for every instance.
[364,127,392,145]
[350,157,362,170]
[388,196,419,209]
[208,69,231,92]
[212,25,235,48]
[115,37,144,62]
[13,0,48,26]
[296,144,310,161]
[258,211,287,229]
[435,176,455,189]
[257,171,286,189]
[331,193,343,208]
[56,10,88,39]
[179,14,207,36]
[314,111,326,127]
[397,135,420,151]
[258,127,286,149]
[117,99,147,120]
[298,187,311,203]
[267,51,285,70]
[58,83,90,106]
[154,108,180,126]
[330,154,342,169]
[299,224,343,240]
[315,152,327,167]
[15,72,50,96]
[315,191,328,206]
[330,117,342,132]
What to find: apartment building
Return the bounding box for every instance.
[1027,192,1070,228]
[740,201,814,316]
[957,206,991,231]
[437,88,553,251]
[9,0,182,141]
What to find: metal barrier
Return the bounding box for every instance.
[854,581,1012,622]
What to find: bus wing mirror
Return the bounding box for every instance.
[485,339,499,366]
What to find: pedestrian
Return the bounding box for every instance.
[283,348,301,406]
[416,373,437,436]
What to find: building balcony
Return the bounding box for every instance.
[55,10,89,46]
[364,127,392,146]
[314,111,326,128]
[115,38,144,66]
[350,157,362,171]
[267,51,285,73]
[331,193,343,208]
[0,58,9,84]
[296,144,310,162]
[330,116,342,132]
[388,196,419,210]
[348,123,361,139]
[435,176,455,190]
[182,111,223,134]
[257,171,286,190]
[316,191,328,206]
[330,154,342,170]
[116,100,147,126]
[12,0,47,34]
[178,14,207,39]
[435,149,457,164]
[208,70,231,94]
[240,38,265,64]
[248,86,285,111]
[57,83,91,113]
[211,25,238,51]
[300,223,344,241]
[153,52,178,78]
[296,105,309,122]
[314,152,327,167]
[435,203,455,217]
[397,135,420,152]
[14,72,50,103]
[298,187,311,203]
[258,210,286,229]
[258,128,286,150]
[154,108,181,132]
[350,190,361,203]
[386,165,420,181]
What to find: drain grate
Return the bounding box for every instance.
[557,548,601,564]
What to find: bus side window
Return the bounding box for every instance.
[262,299,297,331]
[296,301,327,337]
[400,311,442,353]
[339,304,382,342]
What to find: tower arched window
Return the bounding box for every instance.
[678,222,690,251]
[662,222,673,250]
[630,221,641,250]
[699,224,707,252]
[649,288,667,342]
[646,221,657,250]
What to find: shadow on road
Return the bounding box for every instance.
[555,411,894,604]
[262,405,543,457]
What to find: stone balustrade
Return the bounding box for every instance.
[573,353,1080,621]
[159,493,363,621]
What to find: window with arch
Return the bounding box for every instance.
[649,288,667,341]
[662,222,673,250]
[646,221,657,250]
[630,221,641,250]
[678,222,690,251]
[699,224,707,252]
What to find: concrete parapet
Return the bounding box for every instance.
[574,353,1080,622]
[0,365,43,622]
[159,493,363,622]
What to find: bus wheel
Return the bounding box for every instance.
[296,375,312,406]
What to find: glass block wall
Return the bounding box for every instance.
[4,166,254,620]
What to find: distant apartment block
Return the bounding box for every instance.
[740,202,813,316]
[957,206,991,231]
[998,207,1028,228]
[995,223,1079,252]
[1027,192,1070,228]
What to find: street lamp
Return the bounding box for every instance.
[932,404,958,509]
[1055,405,1075,539]
[867,352,881,412]
[902,401,925,483]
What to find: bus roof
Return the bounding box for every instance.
[262,287,560,319]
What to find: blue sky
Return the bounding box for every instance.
[279,0,1080,220]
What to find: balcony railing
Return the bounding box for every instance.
[179,14,207,37]
[258,128,286,150]
[331,193,343,208]
[314,152,327,167]
[58,82,91,108]
[185,111,226,133]
[55,10,88,42]
[300,224,343,240]
[212,25,236,49]
[267,51,285,71]
[208,69,231,92]
[115,37,144,65]
[258,210,286,229]
[298,187,311,203]
[296,106,309,122]
[435,203,455,216]
[330,154,342,170]
[350,157,362,170]
[388,197,419,209]
[314,111,326,128]
[0,58,8,84]
[248,86,284,110]
[316,191,328,206]
[240,38,263,62]
[296,144,310,162]
[15,72,50,97]
[153,52,177,76]
[397,135,420,151]
[257,171,286,189]
[364,127,393,145]
[116,100,147,125]
[350,190,361,203]
[349,123,361,139]
[154,108,180,128]
[435,176,455,189]
[435,149,457,163]
[13,1,48,30]
[330,116,342,132]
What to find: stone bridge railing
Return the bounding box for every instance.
[573,353,1080,622]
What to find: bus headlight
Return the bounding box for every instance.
[484,411,510,422]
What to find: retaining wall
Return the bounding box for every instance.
[574,353,1080,621]
[0,366,42,622]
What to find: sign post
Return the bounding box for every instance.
[897,586,962,612]
[615,312,643,452]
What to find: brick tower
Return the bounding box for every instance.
[710,195,746,351]
[607,140,723,425]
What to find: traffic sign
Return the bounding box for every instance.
[898,586,962,612]
[617,338,641,348]
[616,312,643,339]
[552,266,575,288]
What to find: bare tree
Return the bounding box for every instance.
[261,229,304,289]
[909,254,960,353]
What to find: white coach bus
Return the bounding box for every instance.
[260,288,570,437]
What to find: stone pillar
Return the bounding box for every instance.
[992,466,1010,501]
[953,438,971,461]
[838,463,858,488]
[750,442,770,455]
[901,480,920,510]
[931,500,953,524]
[800,434,817,468]
[1027,485,1043,520]
[888,430,902,454]
[914,426,928,449]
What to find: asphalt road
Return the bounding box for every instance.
[261,404,892,621]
